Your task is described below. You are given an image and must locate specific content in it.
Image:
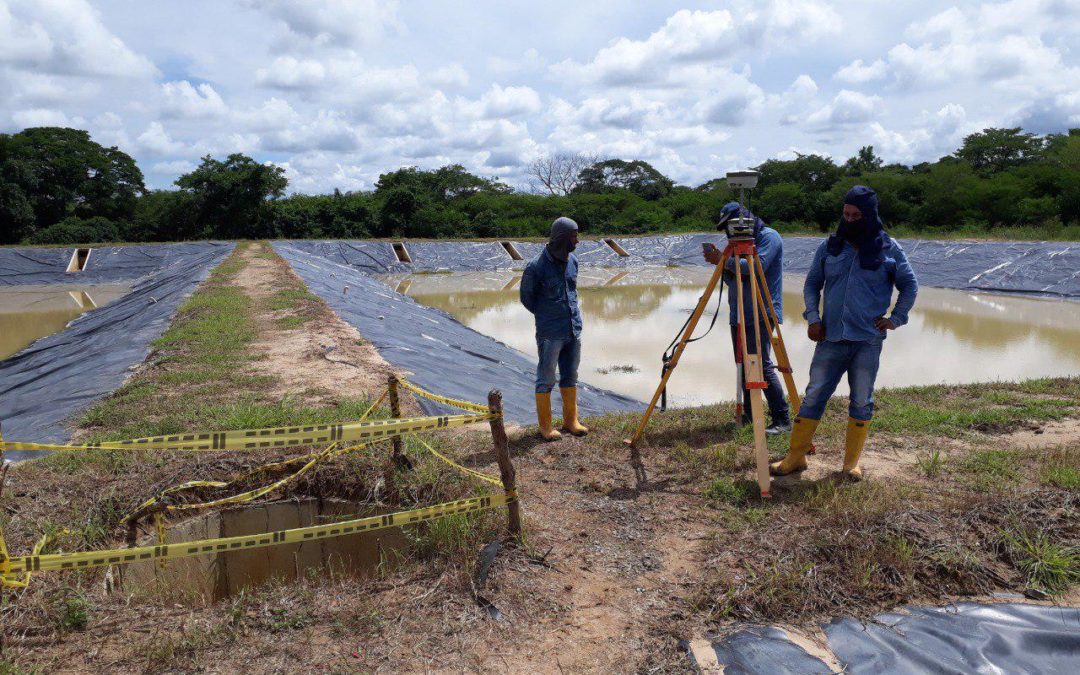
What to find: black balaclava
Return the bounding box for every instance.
[547,216,579,262]
[827,185,885,270]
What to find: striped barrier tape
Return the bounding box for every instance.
[1,493,514,585]
[397,379,491,415]
[0,412,496,454]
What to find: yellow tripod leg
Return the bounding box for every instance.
[736,258,772,498]
[624,253,729,448]
[752,254,801,413]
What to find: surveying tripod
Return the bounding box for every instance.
[624,233,801,498]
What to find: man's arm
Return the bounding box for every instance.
[802,243,826,325]
[519,264,538,314]
[887,245,918,327]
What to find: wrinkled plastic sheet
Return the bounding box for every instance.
[689,602,1080,674]
[0,243,234,286]
[0,243,235,459]
[273,242,642,422]
[274,240,404,274]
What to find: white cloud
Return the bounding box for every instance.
[806,90,884,128]
[10,107,81,127]
[136,121,184,156]
[868,103,969,163]
[256,56,326,89]
[161,81,228,119]
[150,159,197,176]
[426,63,469,89]
[470,84,542,119]
[244,0,402,49]
[834,59,887,84]
[0,0,157,78]
[488,48,544,75]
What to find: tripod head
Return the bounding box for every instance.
[718,169,759,242]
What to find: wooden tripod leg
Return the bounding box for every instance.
[752,254,801,414]
[624,253,729,447]
[736,259,772,498]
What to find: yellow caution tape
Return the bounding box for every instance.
[1,493,514,583]
[0,412,496,454]
[413,437,502,487]
[1,528,72,589]
[398,379,491,415]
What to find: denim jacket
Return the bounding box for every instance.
[724,226,783,326]
[803,235,918,343]
[520,248,583,339]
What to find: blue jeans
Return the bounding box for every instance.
[798,340,883,421]
[535,336,581,393]
[731,325,790,423]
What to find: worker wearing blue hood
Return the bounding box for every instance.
[704,202,790,435]
[771,186,918,479]
[520,217,588,440]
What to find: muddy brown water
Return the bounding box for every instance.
[0,284,130,360]
[388,268,1080,408]
[121,499,408,604]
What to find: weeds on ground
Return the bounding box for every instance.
[703,477,756,505]
[999,530,1080,594]
[915,448,946,477]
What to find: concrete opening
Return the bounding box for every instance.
[119,499,408,604]
[500,241,524,261]
[392,242,413,263]
[66,247,92,272]
[603,239,630,257]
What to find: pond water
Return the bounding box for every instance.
[389,268,1080,408]
[0,285,131,360]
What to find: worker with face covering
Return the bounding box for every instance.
[703,202,790,435]
[771,186,918,479]
[519,217,588,440]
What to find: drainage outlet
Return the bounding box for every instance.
[500,241,524,261]
[66,247,92,272]
[604,239,630,257]
[392,242,413,263]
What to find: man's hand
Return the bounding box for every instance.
[874,316,897,331]
[807,322,825,342]
[703,248,721,265]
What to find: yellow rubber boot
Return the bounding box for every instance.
[560,387,589,437]
[535,393,562,441]
[769,417,818,476]
[842,417,870,480]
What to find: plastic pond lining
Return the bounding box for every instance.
[0,242,235,458]
[278,236,1080,299]
[271,242,642,423]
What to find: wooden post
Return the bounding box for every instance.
[487,390,521,536]
[388,371,406,460]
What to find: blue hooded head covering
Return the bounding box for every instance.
[718,201,765,236]
[828,186,884,270]
[547,216,578,262]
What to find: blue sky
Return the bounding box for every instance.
[2,0,1078,192]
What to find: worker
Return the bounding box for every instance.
[771,185,918,479]
[703,202,791,435]
[520,217,589,441]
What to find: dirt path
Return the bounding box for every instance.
[235,243,419,413]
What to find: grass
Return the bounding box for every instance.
[1000,531,1080,593]
[1045,466,1080,491]
[703,476,756,505]
[915,448,945,477]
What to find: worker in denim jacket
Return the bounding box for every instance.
[771,186,918,479]
[704,202,790,435]
[519,217,588,441]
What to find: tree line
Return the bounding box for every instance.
[2,125,1078,246]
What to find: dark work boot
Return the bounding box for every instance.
[765,416,792,436]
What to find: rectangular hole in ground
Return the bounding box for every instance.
[118,498,408,605]
[392,242,412,263]
[66,247,92,272]
[500,241,523,261]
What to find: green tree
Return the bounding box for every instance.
[574,159,674,200]
[843,146,884,176]
[174,154,288,239]
[954,127,1045,173]
[0,127,144,243]
[755,153,841,192]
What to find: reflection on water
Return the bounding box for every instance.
[387,269,1080,408]
[0,285,130,360]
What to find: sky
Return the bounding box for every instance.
[2,0,1078,193]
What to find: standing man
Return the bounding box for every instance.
[703,202,791,435]
[520,217,589,441]
[771,186,918,479]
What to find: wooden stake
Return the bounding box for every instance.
[388,374,403,460]
[487,390,521,536]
